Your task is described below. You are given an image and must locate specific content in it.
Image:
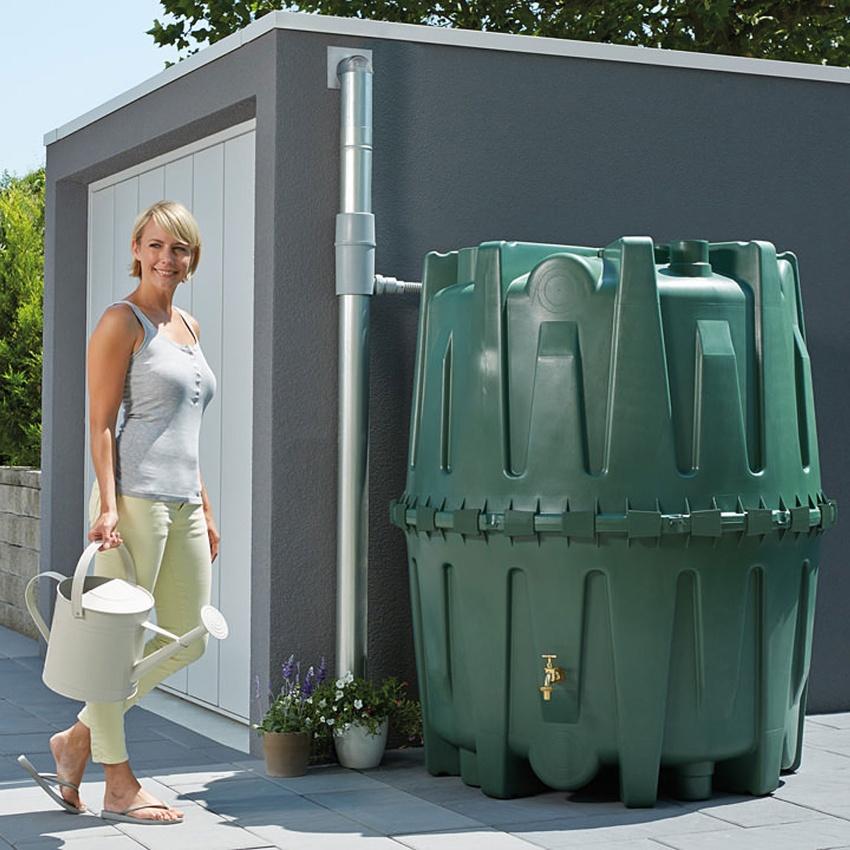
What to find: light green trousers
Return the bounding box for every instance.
[78,481,212,764]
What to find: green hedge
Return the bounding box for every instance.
[0,169,44,467]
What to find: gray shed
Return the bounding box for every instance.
[42,11,850,755]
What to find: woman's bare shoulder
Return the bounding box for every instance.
[90,303,142,353]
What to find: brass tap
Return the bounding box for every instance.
[540,654,565,701]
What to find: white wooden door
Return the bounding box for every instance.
[85,121,255,721]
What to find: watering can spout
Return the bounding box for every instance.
[133,605,229,683]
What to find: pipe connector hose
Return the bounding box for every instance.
[374,275,423,295]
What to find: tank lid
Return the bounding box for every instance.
[80,578,153,615]
[666,240,713,277]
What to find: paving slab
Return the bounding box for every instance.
[9,656,44,674]
[790,743,850,772]
[809,713,850,730]
[147,765,260,787]
[517,839,670,850]
[236,813,404,849]
[0,806,116,843]
[169,775,299,812]
[695,794,829,828]
[305,786,486,835]
[0,733,55,757]
[194,743,254,763]
[211,787,351,821]
[393,827,552,849]
[800,725,850,747]
[509,809,728,848]
[0,702,54,736]
[12,835,145,850]
[772,770,850,816]
[378,775,492,807]
[0,628,40,659]
[0,757,44,783]
[654,816,850,850]
[266,765,395,795]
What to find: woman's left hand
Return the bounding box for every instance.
[205,514,220,563]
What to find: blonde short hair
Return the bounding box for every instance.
[130,201,202,278]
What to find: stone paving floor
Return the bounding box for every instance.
[2,623,850,849]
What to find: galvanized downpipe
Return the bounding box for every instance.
[333,55,422,679]
[335,56,374,678]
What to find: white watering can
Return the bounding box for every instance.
[25,540,229,702]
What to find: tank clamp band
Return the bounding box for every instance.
[390,497,837,539]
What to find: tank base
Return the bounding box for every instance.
[671,762,714,801]
[460,748,480,787]
[423,727,460,777]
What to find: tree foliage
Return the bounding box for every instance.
[149,1,850,66]
[0,169,44,467]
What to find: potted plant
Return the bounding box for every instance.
[254,655,326,777]
[313,672,421,769]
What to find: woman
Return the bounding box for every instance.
[34,201,218,825]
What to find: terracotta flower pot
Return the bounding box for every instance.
[333,719,389,769]
[262,730,311,777]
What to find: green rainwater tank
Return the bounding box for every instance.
[391,237,837,807]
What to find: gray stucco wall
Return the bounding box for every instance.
[271,29,849,710]
[43,23,849,753]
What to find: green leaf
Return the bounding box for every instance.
[0,168,43,466]
[149,1,850,66]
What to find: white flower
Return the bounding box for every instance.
[319,715,326,723]
[327,718,335,726]
[354,699,363,710]
[344,671,354,684]
[362,712,368,719]
[335,678,346,689]
[335,690,344,701]
[319,699,326,708]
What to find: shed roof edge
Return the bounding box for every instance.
[45,9,850,146]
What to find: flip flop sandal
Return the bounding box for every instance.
[100,803,183,825]
[16,754,85,814]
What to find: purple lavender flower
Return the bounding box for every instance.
[317,656,328,685]
[301,666,316,698]
[282,654,296,682]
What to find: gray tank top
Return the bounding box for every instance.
[112,300,217,504]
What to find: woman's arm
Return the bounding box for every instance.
[86,306,137,549]
[186,312,220,564]
[199,472,220,563]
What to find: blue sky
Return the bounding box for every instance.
[2,1,185,176]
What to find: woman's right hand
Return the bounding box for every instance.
[88,511,123,551]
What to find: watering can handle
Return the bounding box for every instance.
[23,571,66,642]
[70,540,137,619]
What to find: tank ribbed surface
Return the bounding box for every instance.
[392,237,836,806]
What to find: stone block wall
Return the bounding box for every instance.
[0,467,41,640]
